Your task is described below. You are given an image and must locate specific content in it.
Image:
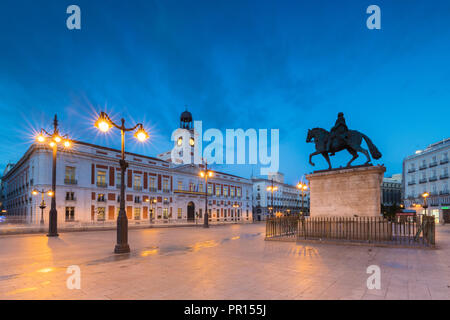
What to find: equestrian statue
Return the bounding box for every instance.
[306,112,382,170]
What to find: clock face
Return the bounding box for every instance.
[177,137,183,146]
[189,138,195,146]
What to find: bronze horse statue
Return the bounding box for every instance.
[306,128,381,170]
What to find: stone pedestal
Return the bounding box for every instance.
[306,165,386,217]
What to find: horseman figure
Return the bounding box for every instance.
[306,113,382,170]
[327,112,349,156]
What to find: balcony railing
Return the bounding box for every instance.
[149,187,157,192]
[440,174,449,180]
[65,197,76,201]
[96,182,107,188]
[440,159,449,165]
[439,191,450,195]
[408,181,416,185]
[429,162,438,168]
[163,189,170,193]
[419,165,427,170]
[429,176,438,182]
[97,198,106,202]
[64,178,77,185]
[134,186,142,191]
[419,178,427,184]
[407,168,416,173]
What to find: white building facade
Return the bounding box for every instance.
[403,138,450,223]
[252,172,308,221]
[1,111,253,225]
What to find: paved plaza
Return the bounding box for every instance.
[0,223,449,300]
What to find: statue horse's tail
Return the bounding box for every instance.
[361,133,382,160]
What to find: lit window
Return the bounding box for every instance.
[177,208,182,219]
[134,207,141,220]
[97,207,105,221]
[97,170,106,187]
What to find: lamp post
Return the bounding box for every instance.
[36,115,72,237]
[31,189,54,225]
[95,111,149,254]
[266,179,278,218]
[422,192,430,216]
[146,197,157,223]
[199,160,214,228]
[296,182,309,217]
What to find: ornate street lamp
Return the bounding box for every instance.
[421,192,430,216]
[36,115,72,237]
[199,160,214,228]
[31,189,54,225]
[266,179,278,218]
[95,111,149,254]
[297,182,309,217]
[145,197,157,223]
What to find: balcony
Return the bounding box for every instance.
[97,198,106,202]
[429,162,438,168]
[408,181,416,186]
[134,186,142,191]
[419,178,427,184]
[419,165,427,170]
[64,178,77,185]
[429,176,438,182]
[440,174,449,180]
[162,189,170,193]
[439,191,450,195]
[96,182,107,188]
[163,200,170,205]
[441,159,449,165]
[149,187,157,192]
[65,197,76,201]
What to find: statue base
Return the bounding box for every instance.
[306,165,385,217]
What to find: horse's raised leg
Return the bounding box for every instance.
[309,151,321,166]
[321,152,332,170]
[346,148,358,167]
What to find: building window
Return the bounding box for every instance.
[116,172,122,187]
[237,188,241,197]
[135,196,141,203]
[134,175,142,190]
[134,207,141,220]
[178,180,183,191]
[97,207,106,221]
[207,184,213,195]
[199,184,203,192]
[97,170,107,187]
[163,208,168,219]
[189,182,195,191]
[163,179,169,192]
[97,193,106,202]
[216,186,220,197]
[65,207,75,221]
[224,187,228,197]
[65,192,75,201]
[230,187,235,197]
[177,208,182,219]
[64,166,76,184]
[149,177,156,191]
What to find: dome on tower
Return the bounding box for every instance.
[180,109,193,129]
[180,110,193,123]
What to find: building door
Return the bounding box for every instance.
[443,209,450,223]
[187,202,195,222]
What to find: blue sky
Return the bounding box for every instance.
[0,0,449,184]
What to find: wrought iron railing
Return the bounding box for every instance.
[265,216,435,247]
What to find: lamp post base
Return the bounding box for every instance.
[114,243,130,254]
[203,224,209,228]
[47,233,59,237]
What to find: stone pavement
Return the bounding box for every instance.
[0,223,449,300]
